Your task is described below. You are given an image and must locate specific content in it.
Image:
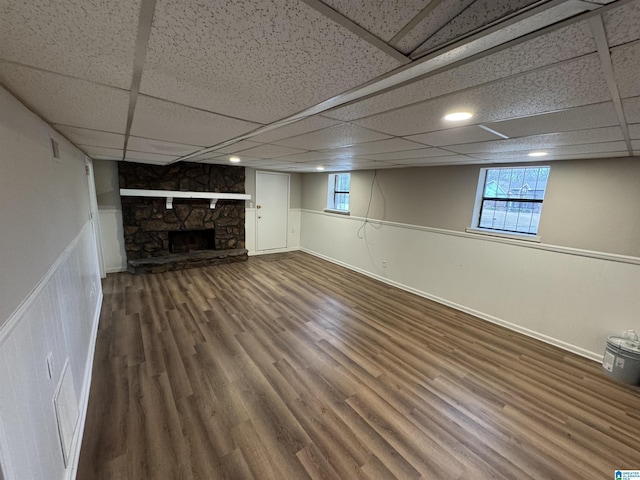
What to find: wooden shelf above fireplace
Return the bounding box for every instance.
[119,189,251,209]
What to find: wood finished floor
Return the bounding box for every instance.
[78,251,640,479]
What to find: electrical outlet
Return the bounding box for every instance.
[382,261,387,268]
[46,353,54,379]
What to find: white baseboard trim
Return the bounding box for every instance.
[67,290,102,480]
[105,267,127,274]
[248,247,301,256]
[300,248,602,363]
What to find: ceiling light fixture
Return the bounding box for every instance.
[444,111,473,122]
[316,166,325,171]
[527,151,549,157]
[229,156,241,163]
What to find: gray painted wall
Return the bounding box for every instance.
[0,86,91,325]
[301,157,640,257]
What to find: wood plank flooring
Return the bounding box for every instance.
[78,251,640,479]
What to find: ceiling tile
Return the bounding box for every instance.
[395,155,474,165]
[405,125,505,146]
[611,40,640,98]
[211,140,264,154]
[124,151,178,163]
[0,63,129,132]
[130,96,260,147]
[278,151,335,162]
[348,161,405,170]
[352,55,611,136]
[126,137,201,156]
[628,124,640,139]
[622,96,640,123]
[486,102,620,138]
[358,147,457,161]
[274,124,392,150]
[322,138,427,156]
[321,0,431,42]
[470,141,628,160]
[80,146,123,160]
[54,125,125,149]
[327,20,596,122]
[238,144,308,159]
[489,151,629,163]
[602,0,640,47]
[250,116,343,143]
[122,158,171,166]
[140,0,402,124]
[395,0,474,54]
[0,0,139,89]
[448,127,625,154]
[196,155,265,165]
[413,0,541,56]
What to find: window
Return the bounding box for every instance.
[471,166,550,236]
[326,173,350,213]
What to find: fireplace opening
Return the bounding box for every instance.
[169,229,215,253]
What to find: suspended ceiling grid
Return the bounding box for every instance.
[0,0,638,171]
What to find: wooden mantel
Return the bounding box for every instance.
[119,189,251,209]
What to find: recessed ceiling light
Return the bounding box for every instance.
[229,156,241,163]
[527,151,549,157]
[444,111,473,121]
[316,166,325,171]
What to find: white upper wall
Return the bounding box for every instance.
[0,86,91,325]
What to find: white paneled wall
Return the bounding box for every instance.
[98,208,127,273]
[0,221,102,480]
[300,210,640,360]
[246,208,301,255]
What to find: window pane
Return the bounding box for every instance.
[479,200,541,234]
[484,167,550,200]
[335,173,350,192]
[334,193,349,211]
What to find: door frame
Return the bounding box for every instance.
[85,157,105,277]
[255,171,290,252]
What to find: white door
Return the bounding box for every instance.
[256,171,289,251]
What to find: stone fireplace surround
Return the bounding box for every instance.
[119,162,248,273]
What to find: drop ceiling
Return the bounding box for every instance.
[0,0,638,172]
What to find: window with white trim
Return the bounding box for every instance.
[326,173,350,213]
[471,166,550,236]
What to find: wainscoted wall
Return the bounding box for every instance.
[300,210,640,360]
[245,207,301,255]
[0,222,102,480]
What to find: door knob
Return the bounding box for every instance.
[256,205,262,209]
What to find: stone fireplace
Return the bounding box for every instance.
[118,162,248,273]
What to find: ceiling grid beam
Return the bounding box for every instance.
[588,14,634,156]
[122,0,158,160]
[297,0,410,64]
[388,0,446,47]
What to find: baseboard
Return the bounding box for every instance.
[300,248,603,363]
[105,266,127,274]
[66,290,102,480]
[248,247,301,256]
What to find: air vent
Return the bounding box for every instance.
[50,137,61,163]
[54,359,79,466]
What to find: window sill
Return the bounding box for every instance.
[466,227,541,243]
[324,209,350,216]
